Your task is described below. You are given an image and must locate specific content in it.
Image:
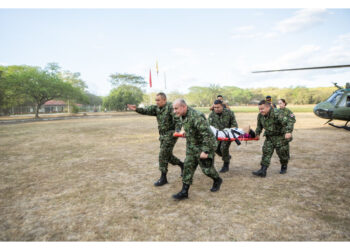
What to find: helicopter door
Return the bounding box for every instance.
[333,93,350,120]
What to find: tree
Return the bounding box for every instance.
[59,71,88,91]
[167,91,185,102]
[291,86,311,104]
[84,92,103,106]
[7,65,86,118]
[186,86,211,107]
[109,73,147,88]
[0,65,34,115]
[103,84,143,111]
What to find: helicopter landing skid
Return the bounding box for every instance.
[328,121,350,131]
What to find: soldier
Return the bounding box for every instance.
[208,99,238,173]
[252,100,295,177]
[266,95,277,108]
[277,99,296,174]
[172,99,223,200]
[127,93,184,186]
[209,95,230,111]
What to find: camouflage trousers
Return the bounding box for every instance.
[261,136,291,167]
[159,135,182,174]
[215,141,232,162]
[182,147,220,185]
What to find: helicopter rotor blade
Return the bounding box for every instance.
[252,64,350,73]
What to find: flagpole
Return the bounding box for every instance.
[149,69,152,105]
[164,72,166,90]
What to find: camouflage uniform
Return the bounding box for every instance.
[255,108,295,167]
[179,107,220,185]
[279,107,296,159]
[208,109,238,162]
[136,102,182,174]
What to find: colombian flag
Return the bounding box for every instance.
[149,69,152,88]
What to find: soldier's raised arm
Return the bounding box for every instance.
[134,105,157,116]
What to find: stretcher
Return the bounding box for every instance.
[173,126,259,145]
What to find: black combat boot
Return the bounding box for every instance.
[210,177,223,192]
[280,165,287,174]
[219,162,229,173]
[252,165,268,177]
[154,172,168,186]
[178,162,184,177]
[172,183,190,200]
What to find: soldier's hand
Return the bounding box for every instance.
[285,133,292,139]
[127,104,136,111]
[200,152,208,159]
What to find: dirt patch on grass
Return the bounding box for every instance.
[0,113,349,241]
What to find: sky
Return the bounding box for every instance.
[1,1,350,96]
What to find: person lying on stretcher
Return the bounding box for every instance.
[209,125,256,145]
[174,125,257,145]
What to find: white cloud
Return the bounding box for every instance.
[238,34,350,89]
[308,33,350,65]
[275,9,327,34]
[253,44,321,71]
[231,9,328,41]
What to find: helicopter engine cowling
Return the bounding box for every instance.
[313,107,333,119]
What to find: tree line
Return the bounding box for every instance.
[1,65,339,115]
[142,84,336,107]
[104,78,337,110]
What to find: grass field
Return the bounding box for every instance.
[0,112,349,241]
[195,105,314,114]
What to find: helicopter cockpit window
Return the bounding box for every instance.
[326,92,342,105]
[336,94,350,107]
[342,95,350,107]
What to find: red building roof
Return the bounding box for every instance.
[44,100,66,106]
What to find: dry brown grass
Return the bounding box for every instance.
[0,112,349,241]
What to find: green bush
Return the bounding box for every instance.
[71,104,80,113]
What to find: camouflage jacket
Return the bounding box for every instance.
[279,107,296,134]
[255,108,295,137]
[280,107,296,122]
[180,107,216,155]
[136,102,181,136]
[208,108,238,130]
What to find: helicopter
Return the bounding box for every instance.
[252,64,350,131]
